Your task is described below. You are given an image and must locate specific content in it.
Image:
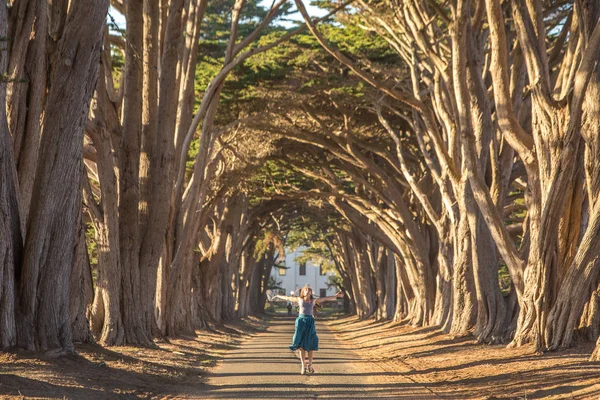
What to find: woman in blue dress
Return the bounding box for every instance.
[275,285,344,374]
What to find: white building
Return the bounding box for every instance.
[271,247,338,299]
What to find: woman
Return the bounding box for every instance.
[275,285,344,374]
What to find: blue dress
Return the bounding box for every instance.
[289,298,319,351]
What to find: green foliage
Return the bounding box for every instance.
[248,160,318,205]
[253,229,286,260]
[109,45,124,91]
[184,0,399,187]
[186,137,200,181]
[294,246,336,274]
[194,3,396,117]
[85,222,98,267]
[326,273,344,291]
[283,213,343,277]
[328,81,366,98]
[498,264,512,296]
[319,23,395,61]
[85,222,99,285]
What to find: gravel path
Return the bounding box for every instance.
[193,316,437,399]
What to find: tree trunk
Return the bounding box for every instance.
[0,2,21,347]
[467,191,508,343]
[70,210,94,343]
[449,208,477,336]
[544,6,600,350]
[248,257,264,315]
[382,249,396,320]
[576,278,600,342]
[119,0,153,346]
[14,0,46,227]
[155,251,169,333]
[165,249,196,336]
[434,236,453,331]
[87,101,125,345]
[236,251,252,317]
[18,0,108,353]
[138,0,185,324]
[394,255,412,322]
[367,239,385,319]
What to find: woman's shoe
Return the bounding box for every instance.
[301,365,306,375]
[307,364,314,374]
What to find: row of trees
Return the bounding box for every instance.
[240,0,600,361]
[265,0,600,360]
[0,0,331,353]
[3,0,600,364]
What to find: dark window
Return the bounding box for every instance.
[319,265,325,275]
[320,288,327,298]
[299,262,306,276]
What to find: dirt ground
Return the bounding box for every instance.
[1,315,600,399]
[0,317,266,399]
[199,316,433,399]
[329,316,600,399]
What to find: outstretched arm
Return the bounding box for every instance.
[274,295,299,303]
[315,292,344,305]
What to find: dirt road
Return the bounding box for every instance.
[193,316,437,399]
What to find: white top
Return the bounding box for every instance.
[298,298,314,315]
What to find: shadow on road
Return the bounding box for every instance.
[198,315,437,399]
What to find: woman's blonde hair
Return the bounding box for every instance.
[299,285,313,301]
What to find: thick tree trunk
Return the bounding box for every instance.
[236,251,252,318]
[18,0,108,353]
[576,279,600,342]
[140,0,159,237]
[248,257,264,315]
[462,20,511,344]
[434,236,453,331]
[448,209,477,336]
[210,272,224,325]
[191,257,210,329]
[220,230,236,322]
[87,103,124,345]
[0,3,21,347]
[165,249,196,336]
[221,255,236,322]
[155,251,169,333]
[467,195,508,343]
[382,249,396,319]
[343,239,366,318]
[119,0,152,346]
[510,104,572,350]
[70,211,94,343]
[221,196,247,321]
[14,0,46,227]
[394,255,412,322]
[259,250,276,314]
[544,9,600,350]
[91,220,125,345]
[236,222,256,317]
[138,0,185,318]
[589,281,600,361]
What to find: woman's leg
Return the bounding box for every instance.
[299,349,307,369]
[307,350,315,373]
